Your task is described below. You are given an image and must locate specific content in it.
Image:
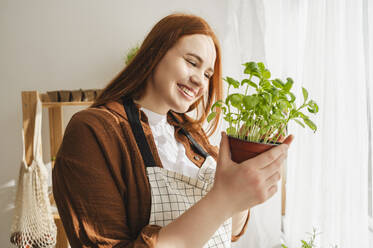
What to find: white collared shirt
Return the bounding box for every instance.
[140,107,200,178]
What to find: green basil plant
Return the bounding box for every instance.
[207,61,319,144]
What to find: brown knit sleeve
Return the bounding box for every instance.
[52,109,161,247]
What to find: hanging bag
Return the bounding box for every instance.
[10,96,57,248]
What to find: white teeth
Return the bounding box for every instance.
[179,85,195,97]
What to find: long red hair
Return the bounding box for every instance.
[91,13,222,137]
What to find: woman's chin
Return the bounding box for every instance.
[171,102,192,113]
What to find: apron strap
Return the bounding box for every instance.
[122,97,157,167]
[168,112,209,159]
[121,96,209,168]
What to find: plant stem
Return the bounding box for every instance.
[263,127,273,143]
[227,84,233,132]
[244,75,253,96]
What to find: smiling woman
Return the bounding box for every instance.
[52,13,292,248]
[92,13,223,136]
[134,34,216,115]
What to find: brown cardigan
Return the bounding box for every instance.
[52,100,249,247]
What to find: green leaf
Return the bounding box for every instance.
[304,118,317,132]
[258,62,265,72]
[258,62,270,79]
[226,126,236,136]
[241,79,258,89]
[228,93,243,108]
[302,87,309,102]
[224,76,240,88]
[260,80,272,90]
[211,100,223,110]
[262,92,272,104]
[272,79,284,89]
[272,111,283,120]
[277,100,288,111]
[288,92,296,102]
[294,119,305,128]
[263,70,271,79]
[243,95,259,109]
[207,112,217,122]
[301,240,308,245]
[125,44,140,65]
[284,77,294,91]
[243,62,260,76]
[258,104,270,115]
[211,100,227,114]
[307,100,319,114]
[298,112,309,120]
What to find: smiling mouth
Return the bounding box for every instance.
[177,84,196,99]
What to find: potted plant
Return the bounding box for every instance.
[281,228,338,248]
[207,61,319,163]
[124,44,140,65]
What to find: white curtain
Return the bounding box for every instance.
[223,0,372,247]
[223,1,283,248]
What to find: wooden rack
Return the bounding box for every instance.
[21,91,93,248]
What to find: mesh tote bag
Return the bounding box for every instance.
[10,96,57,248]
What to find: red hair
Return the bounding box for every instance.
[92,13,222,137]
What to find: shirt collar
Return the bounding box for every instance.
[140,107,167,126]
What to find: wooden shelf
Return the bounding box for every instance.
[42,101,93,107]
[39,93,94,108]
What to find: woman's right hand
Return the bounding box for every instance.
[210,132,294,216]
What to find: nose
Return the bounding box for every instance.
[190,71,207,89]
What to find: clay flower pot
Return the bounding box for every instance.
[59,90,72,102]
[228,135,281,163]
[71,89,83,102]
[47,91,60,102]
[83,89,96,101]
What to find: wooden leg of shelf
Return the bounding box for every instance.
[21,91,38,166]
[48,106,63,163]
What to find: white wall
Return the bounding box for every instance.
[0,1,227,246]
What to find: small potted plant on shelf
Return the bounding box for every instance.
[207,61,319,163]
[124,44,140,65]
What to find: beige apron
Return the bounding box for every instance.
[147,156,232,248]
[122,97,232,248]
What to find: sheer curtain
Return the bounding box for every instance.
[223,1,283,248]
[224,0,372,247]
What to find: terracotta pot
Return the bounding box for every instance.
[83,89,96,101]
[71,89,83,102]
[95,89,103,99]
[228,135,281,163]
[59,90,72,102]
[47,91,60,102]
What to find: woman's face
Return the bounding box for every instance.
[140,34,216,115]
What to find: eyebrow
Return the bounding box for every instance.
[186,53,214,74]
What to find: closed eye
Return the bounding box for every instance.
[187,59,197,66]
[186,58,212,80]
